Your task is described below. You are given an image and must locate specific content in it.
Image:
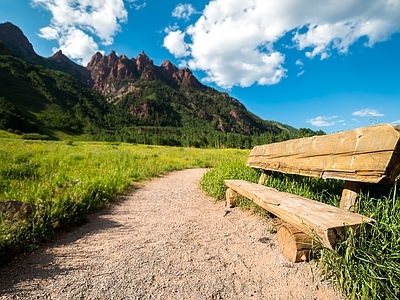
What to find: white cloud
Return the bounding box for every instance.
[172,4,197,21]
[126,0,146,10]
[295,59,304,66]
[392,120,400,125]
[164,0,400,88]
[38,26,59,40]
[59,28,103,65]
[352,108,384,117]
[31,0,129,65]
[307,116,338,127]
[163,29,189,57]
[297,70,305,76]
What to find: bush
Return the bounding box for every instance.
[200,158,259,200]
[22,133,51,140]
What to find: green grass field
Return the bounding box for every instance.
[0,137,246,265]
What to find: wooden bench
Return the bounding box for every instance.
[224,124,400,262]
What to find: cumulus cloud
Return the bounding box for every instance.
[163,29,189,57]
[163,0,400,88]
[38,26,59,40]
[172,3,197,21]
[352,108,384,117]
[58,28,101,65]
[31,0,131,65]
[307,116,338,127]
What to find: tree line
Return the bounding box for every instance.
[91,126,324,149]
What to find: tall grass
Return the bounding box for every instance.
[200,160,400,300]
[0,139,246,265]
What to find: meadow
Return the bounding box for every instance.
[1,136,399,299]
[0,137,245,265]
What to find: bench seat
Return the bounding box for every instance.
[224,179,374,250]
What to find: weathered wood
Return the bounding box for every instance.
[247,124,400,184]
[277,223,313,263]
[224,179,374,250]
[258,170,272,185]
[225,188,237,208]
[340,181,360,212]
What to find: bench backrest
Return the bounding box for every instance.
[247,124,400,184]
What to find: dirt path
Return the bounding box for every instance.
[0,169,344,300]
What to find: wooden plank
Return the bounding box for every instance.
[247,124,400,183]
[224,179,374,249]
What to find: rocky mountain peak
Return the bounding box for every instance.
[86,52,104,69]
[50,50,70,62]
[174,67,203,89]
[136,51,153,73]
[85,49,205,95]
[107,50,119,65]
[0,22,42,64]
[87,50,139,92]
[160,60,179,78]
[0,22,33,52]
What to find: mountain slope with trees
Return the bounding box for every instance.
[0,21,323,147]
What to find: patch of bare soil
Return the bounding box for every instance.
[0,169,344,300]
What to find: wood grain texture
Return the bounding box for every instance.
[247,124,400,184]
[277,223,312,263]
[340,181,360,212]
[225,188,237,208]
[224,179,374,249]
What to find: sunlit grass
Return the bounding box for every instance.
[0,139,246,265]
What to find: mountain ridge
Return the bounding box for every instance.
[0,21,320,145]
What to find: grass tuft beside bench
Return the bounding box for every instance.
[224,124,400,262]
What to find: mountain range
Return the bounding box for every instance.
[0,22,320,146]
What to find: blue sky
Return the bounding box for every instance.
[1,0,399,133]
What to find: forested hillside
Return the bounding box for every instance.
[0,53,137,138]
[0,22,324,148]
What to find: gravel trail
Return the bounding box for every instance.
[0,169,344,300]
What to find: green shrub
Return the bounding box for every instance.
[22,133,51,140]
[200,158,259,200]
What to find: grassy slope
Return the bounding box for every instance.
[0,55,137,139]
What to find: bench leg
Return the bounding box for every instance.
[340,181,360,212]
[277,223,313,263]
[258,170,272,185]
[226,188,237,208]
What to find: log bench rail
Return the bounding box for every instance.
[224,124,400,262]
